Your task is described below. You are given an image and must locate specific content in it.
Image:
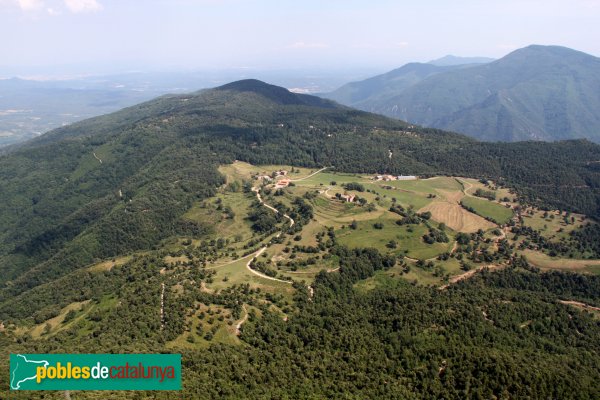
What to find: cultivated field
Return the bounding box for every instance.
[461,196,514,224]
[419,202,495,232]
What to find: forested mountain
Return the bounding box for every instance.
[323,45,600,142]
[324,63,469,107]
[1,79,599,294]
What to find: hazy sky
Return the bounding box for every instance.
[1,0,599,74]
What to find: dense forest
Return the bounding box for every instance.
[1,243,599,399]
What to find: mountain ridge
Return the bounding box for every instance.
[0,79,599,300]
[428,54,495,66]
[323,45,600,142]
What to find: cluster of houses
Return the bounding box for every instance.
[256,170,291,188]
[373,174,417,181]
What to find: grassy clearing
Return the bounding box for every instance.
[166,303,241,349]
[184,191,256,244]
[522,209,587,241]
[311,197,383,227]
[354,257,465,291]
[362,182,432,209]
[205,256,295,299]
[336,214,454,260]
[387,176,461,193]
[354,269,406,292]
[31,300,91,338]
[461,196,513,224]
[419,201,495,233]
[88,255,132,272]
[295,171,366,186]
[521,249,600,274]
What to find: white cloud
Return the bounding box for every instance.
[63,0,102,13]
[287,41,329,49]
[0,0,101,14]
[17,0,44,11]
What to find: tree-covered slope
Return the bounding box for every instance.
[324,45,600,142]
[1,79,599,300]
[324,63,467,107]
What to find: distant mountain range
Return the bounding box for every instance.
[324,45,600,142]
[427,55,495,66]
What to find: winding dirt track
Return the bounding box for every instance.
[558,300,600,312]
[205,251,258,270]
[245,187,294,284]
[438,264,504,290]
[93,152,103,164]
[235,305,248,335]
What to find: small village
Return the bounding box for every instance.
[255,168,418,203]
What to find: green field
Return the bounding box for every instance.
[522,209,587,241]
[461,196,514,224]
[183,191,256,244]
[205,255,295,297]
[294,171,366,186]
[336,215,454,260]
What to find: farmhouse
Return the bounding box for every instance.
[374,174,396,181]
[257,175,273,182]
[373,174,417,181]
[340,193,356,203]
[275,179,290,188]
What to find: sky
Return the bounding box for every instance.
[1,0,599,75]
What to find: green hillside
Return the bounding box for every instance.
[324,63,464,105]
[1,78,599,292]
[324,45,600,142]
[1,79,600,398]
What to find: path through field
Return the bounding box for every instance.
[235,305,248,335]
[205,252,258,270]
[244,187,295,284]
[290,167,329,182]
[558,300,600,312]
[92,152,103,164]
[438,264,504,290]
